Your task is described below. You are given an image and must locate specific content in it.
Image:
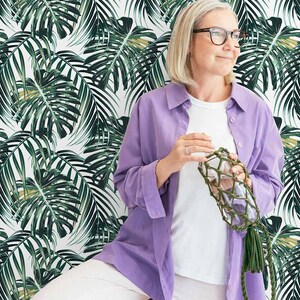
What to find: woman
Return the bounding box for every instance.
[32,0,284,299]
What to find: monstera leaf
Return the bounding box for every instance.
[35,149,118,245]
[12,0,81,40]
[12,168,80,239]
[84,17,157,92]
[84,116,129,189]
[12,69,81,139]
[0,228,52,300]
[235,17,300,93]
[35,49,119,143]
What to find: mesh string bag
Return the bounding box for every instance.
[198,147,275,300]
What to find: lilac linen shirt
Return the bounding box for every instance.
[93,82,284,300]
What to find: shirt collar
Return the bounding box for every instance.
[166,82,190,110]
[166,81,248,112]
[230,82,248,112]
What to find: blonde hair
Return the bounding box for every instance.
[166,0,237,86]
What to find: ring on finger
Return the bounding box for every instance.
[185,147,189,155]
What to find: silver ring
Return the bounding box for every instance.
[185,147,189,155]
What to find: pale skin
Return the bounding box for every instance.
[156,9,252,190]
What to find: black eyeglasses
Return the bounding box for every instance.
[193,26,247,48]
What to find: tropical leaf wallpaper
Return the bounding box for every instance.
[0,0,299,299]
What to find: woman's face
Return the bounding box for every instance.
[189,9,240,80]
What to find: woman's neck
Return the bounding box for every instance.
[186,76,232,102]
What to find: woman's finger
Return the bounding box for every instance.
[229,152,238,161]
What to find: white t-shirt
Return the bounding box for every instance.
[171,94,237,285]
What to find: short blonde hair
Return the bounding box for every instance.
[166,0,237,86]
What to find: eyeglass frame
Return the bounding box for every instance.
[192,26,246,48]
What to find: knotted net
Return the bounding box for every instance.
[198,147,275,300]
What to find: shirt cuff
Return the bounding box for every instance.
[141,160,166,219]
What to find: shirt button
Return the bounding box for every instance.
[237,142,243,148]
[229,117,235,123]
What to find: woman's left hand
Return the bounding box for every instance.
[229,153,252,189]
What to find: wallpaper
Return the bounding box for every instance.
[0,0,299,299]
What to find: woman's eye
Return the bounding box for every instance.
[232,32,240,39]
[212,31,224,37]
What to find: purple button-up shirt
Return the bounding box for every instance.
[93,82,284,300]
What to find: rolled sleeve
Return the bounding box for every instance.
[113,97,168,220]
[141,160,166,219]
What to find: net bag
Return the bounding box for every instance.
[198,147,275,300]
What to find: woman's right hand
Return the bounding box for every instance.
[155,133,214,188]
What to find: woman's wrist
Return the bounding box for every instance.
[155,158,173,189]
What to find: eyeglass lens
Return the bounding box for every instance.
[210,28,246,46]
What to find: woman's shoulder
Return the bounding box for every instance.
[140,82,180,98]
[140,84,168,101]
[138,82,185,107]
[232,82,271,111]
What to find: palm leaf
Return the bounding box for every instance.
[0,228,52,300]
[276,242,300,299]
[276,144,300,225]
[0,0,13,25]
[274,0,300,25]
[12,168,81,240]
[125,31,170,112]
[35,49,118,144]
[84,17,157,92]
[280,125,300,155]
[84,116,129,189]
[0,31,51,125]
[0,128,8,223]
[161,0,193,28]
[275,44,300,125]
[32,247,84,289]
[84,215,127,257]
[0,130,51,224]
[125,0,164,26]
[70,0,118,45]
[234,17,300,93]
[12,69,81,139]
[228,0,268,31]
[260,216,300,289]
[12,0,81,40]
[35,149,118,245]
[16,277,39,300]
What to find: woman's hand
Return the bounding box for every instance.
[156,133,214,188]
[229,153,252,189]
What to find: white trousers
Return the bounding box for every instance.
[32,259,149,300]
[32,259,227,300]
